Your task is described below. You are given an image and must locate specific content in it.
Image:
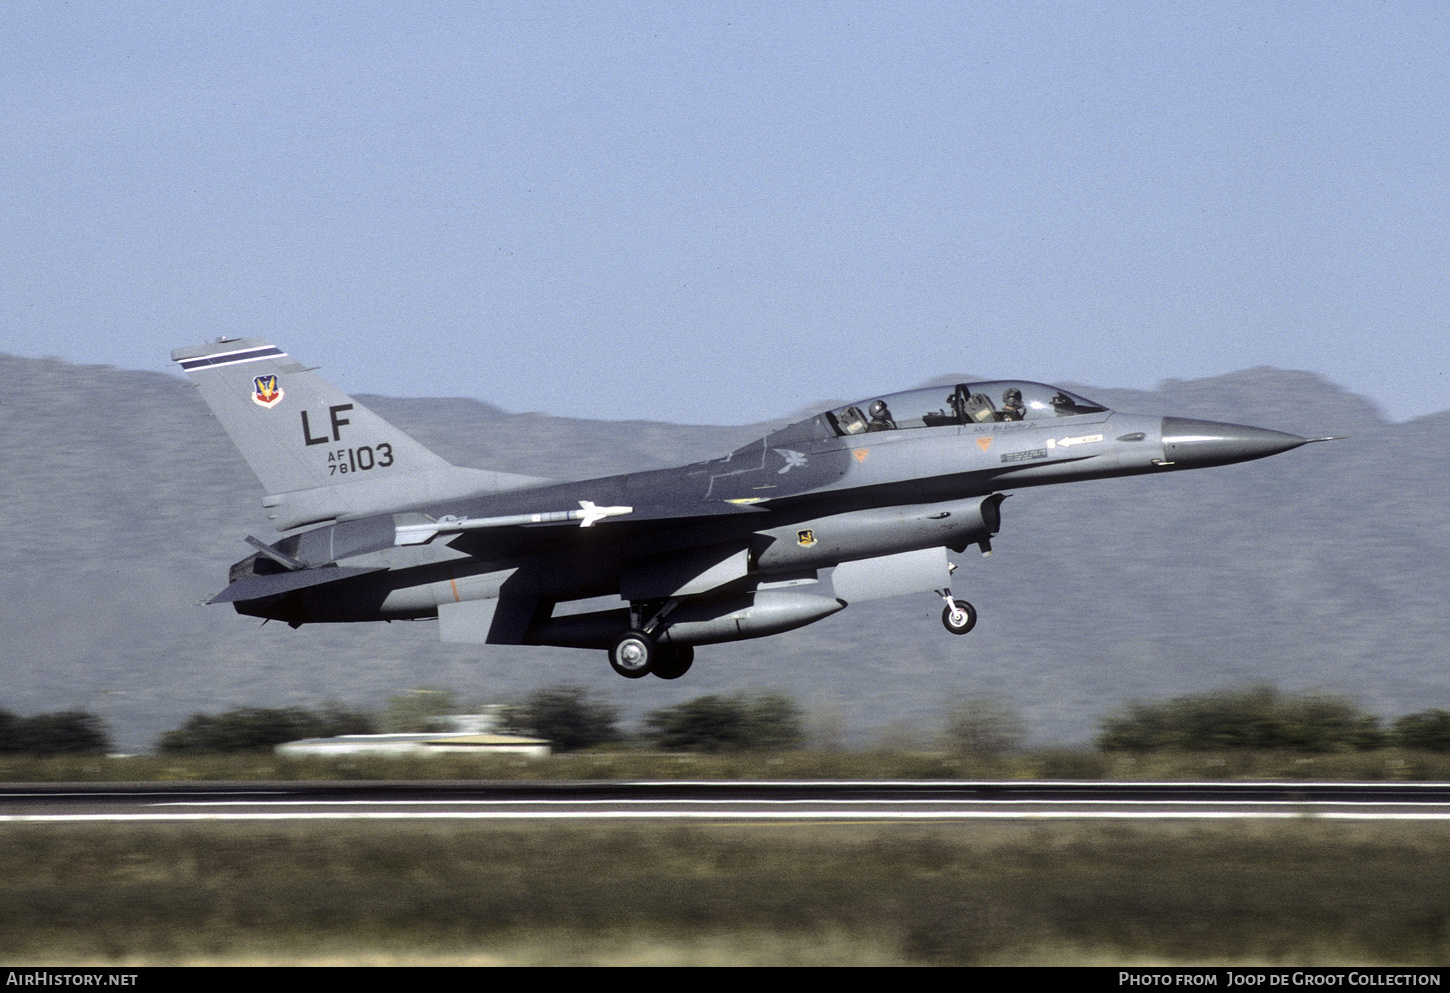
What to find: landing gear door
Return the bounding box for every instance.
[437,586,541,645]
[829,547,951,603]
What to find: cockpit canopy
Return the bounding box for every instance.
[756,381,1108,452]
[825,381,1107,436]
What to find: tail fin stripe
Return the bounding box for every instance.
[176,345,286,372]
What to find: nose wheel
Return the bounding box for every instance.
[936,589,977,635]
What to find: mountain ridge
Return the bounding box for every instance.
[2,351,1441,750]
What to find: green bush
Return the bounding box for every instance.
[497,685,621,752]
[1392,709,1450,751]
[156,705,376,753]
[0,710,110,756]
[1096,686,1383,753]
[644,692,805,752]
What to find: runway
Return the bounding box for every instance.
[5,780,1450,823]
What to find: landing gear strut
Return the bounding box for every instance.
[935,588,977,635]
[608,598,692,678]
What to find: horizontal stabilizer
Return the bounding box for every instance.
[208,566,386,604]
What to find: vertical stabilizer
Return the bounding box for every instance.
[171,338,551,529]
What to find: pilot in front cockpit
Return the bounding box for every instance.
[1000,388,1025,421]
[866,399,897,432]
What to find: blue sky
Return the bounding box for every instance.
[4,2,1446,425]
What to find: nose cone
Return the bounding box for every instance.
[1160,417,1314,469]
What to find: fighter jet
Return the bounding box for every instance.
[173,338,1334,679]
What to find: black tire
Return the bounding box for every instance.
[942,599,977,635]
[651,644,694,680]
[609,629,654,678]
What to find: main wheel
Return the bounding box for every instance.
[609,629,654,678]
[942,599,977,635]
[651,644,694,680]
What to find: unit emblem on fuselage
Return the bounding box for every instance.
[774,449,808,474]
[797,529,817,548]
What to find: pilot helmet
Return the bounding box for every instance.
[1002,388,1023,405]
[869,399,890,420]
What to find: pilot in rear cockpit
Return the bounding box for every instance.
[866,399,897,432]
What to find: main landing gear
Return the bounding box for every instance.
[607,628,694,679]
[608,629,654,678]
[608,599,695,679]
[652,644,694,679]
[935,588,977,635]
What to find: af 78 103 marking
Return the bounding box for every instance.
[327,445,394,475]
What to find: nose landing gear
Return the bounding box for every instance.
[935,588,977,635]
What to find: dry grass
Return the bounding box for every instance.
[2,819,1449,965]
[7,747,1450,783]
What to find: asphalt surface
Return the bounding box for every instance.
[4,780,1450,822]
